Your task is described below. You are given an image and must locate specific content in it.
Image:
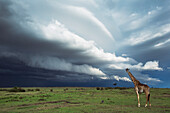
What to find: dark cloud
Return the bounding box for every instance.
[0,56,133,87]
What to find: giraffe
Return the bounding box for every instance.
[125,68,151,107]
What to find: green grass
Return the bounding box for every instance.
[0,87,170,113]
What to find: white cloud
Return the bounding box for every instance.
[113,75,131,82]
[41,20,130,64]
[46,2,115,49]
[154,38,170,47]
[122,54,127,57]
[143,61,163,71]
[125,7,162,31]
[146,77,161,82]
[124,70,162,83]
[67,6,113,40]
[40,20,163,72]
[100,77,109,79]
[128,23,170,46]
[100,75,131,82]
[109,61,162,71]
[111,5,169,47]
[65,5,113,40]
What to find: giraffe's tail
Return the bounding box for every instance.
[148,94,150,101]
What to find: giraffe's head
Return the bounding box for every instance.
[126,68,130,72]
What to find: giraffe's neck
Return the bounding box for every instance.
[127,71,140,86]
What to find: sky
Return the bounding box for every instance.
[0,0,170,88]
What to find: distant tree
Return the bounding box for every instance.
[96,87,100,90]
[8,87,25,92]
[27,89,34,91]
[113,83,117,86]
[35,88,40,91]
[100,87,104,90]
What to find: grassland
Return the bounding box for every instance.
[0,87,170,113]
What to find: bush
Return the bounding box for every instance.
[8,87,25,92]
[50,89,53,92]
[35,88,40,91]
[64,88,68,91]
[96,87,100,90]
[113,83,117,86]
[100,87,104,90]
[27,89,34,91]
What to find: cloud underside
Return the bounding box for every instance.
[0,0,164,84]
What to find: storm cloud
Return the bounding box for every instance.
[0,0,169,87]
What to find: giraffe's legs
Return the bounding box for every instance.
[136,91,140,107]
[145,91,151,107]
[145,92,148,107]
[149,94,151,107]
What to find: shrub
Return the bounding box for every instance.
[35,88,40,91]
[8,87,25,92]
[96,87,100,90]
[100,87,104,90]
[27,89,34,91]
[64,88,68,91]
[113,83,117,86]
[50,89,53,92]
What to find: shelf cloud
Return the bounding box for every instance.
[0,0,169,87]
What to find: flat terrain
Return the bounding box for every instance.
[0,87,170,113]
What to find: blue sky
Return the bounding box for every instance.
[0,0,170,88]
